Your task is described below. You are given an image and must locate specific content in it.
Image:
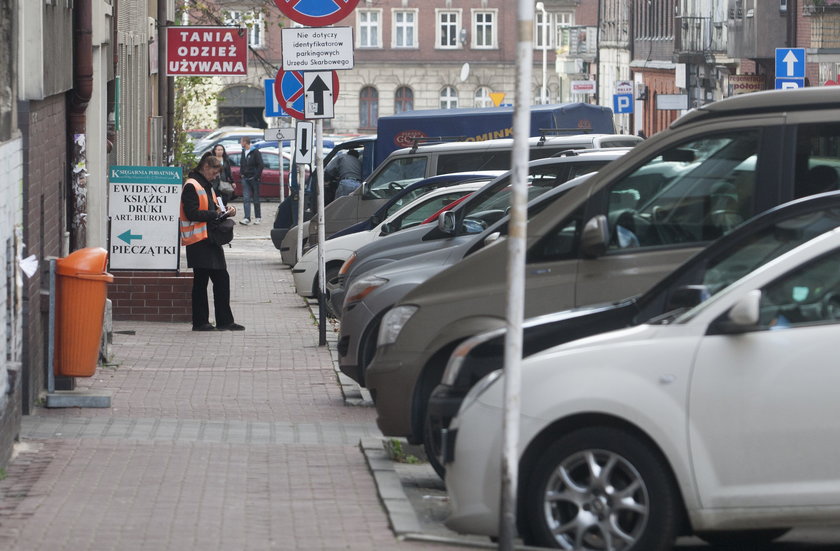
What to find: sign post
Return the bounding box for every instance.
[108,166,183,270]
[775,47,806,89]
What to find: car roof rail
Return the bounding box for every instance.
[409,136,468,152]
[537,127,595,144]
[551,149,581,157]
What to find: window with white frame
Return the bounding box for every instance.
[224,10,265,48]
[440,86,459,109]
[474,87,493,108]
[393,10,417,48]
[472,10,497,48]
[357,9,382,48]
[436,10,461,48]
[534,11,552,48]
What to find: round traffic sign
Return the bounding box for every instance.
[274,69,340,121]
[274,0,361,27]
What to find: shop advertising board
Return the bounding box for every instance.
[166,26,248,76]
[108,166,183,270]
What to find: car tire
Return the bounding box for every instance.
[423,409,446,480]
[523,427,680,551]
[312,265,340,305]
[696,528,790,547]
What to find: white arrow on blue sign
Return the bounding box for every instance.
[264,79,289,117]
[775,48,805,79]
[613,94,633,114]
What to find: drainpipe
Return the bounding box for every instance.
[69,0,93,251]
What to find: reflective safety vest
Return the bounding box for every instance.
[179,179,218,245]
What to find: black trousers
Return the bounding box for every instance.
[192,267,234,328]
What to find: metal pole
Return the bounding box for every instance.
[537,2,548,103]
[499,0,533,548]
[48,259,56,394]
[296,164,306,264]
[316,120,327,346]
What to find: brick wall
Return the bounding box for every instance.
[20,95,67,415]
[110,271,194,322]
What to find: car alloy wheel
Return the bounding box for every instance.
[523,427,679,551]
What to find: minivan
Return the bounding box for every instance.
[364,87,840,461]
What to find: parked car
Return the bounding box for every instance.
[306,132,643,249]
[445,223,840,550]
[292,181,487,301]
[192,127,265,158]
[429,190,840,474]
[328,149,632,319]
[226,144,306,200]
[278,170,505,266]
[364,87,840,469]
[338,173,596,390]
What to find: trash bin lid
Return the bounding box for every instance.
[56,247,110,276]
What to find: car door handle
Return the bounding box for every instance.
[530,268,552,275]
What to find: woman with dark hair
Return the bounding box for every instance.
[180,154,244,331]
[210,144,235,203]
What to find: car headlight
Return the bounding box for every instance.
[377,305,419,346]
[339,252,357,276]
[344,275,388,307]
[459,369,503,414]
[441,327,506,386]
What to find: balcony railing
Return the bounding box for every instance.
[675,16,727,54]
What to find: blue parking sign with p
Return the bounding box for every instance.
[264,79,289,117]
[614,94,633,114]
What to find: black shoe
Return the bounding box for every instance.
[192,323,216,331]
[217,323,245,331]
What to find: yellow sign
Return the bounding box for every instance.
[490,92,506,107]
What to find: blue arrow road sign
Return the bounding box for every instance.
[775,48,806,79]
[264,79,289,117]
[118,229,142,244]
[613,93,633,114]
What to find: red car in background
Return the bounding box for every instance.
[227,145,307,200]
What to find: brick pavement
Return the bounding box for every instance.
[0,220,466,551]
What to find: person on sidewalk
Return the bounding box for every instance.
[180,154,245,332]
[325,148,362,199]
[210,144,235,204]
[239,136,264,225]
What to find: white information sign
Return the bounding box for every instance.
[615,80,634,95]
[303,71,335,119]
[295,121,314,165]
[571,80,597,95]
[264,127,296,142]
[281,26,354,72]
[108,166,183,270]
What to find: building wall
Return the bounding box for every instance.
[19,95,67,415]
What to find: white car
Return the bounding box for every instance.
[445,226,840,550]
[292,182,485,299]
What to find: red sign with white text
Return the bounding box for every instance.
[166,26,247,76]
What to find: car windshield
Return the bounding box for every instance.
[460,161,608,234]
[636,208,840,324]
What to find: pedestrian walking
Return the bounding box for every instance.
[210,144,235,204]
[239,136,264,225]
[180,154,245,332]
[325,148,363,199]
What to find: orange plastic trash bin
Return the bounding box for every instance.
[55,247,114,377]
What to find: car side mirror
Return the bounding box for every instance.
[580,215,609,258]
[379,222,394,236]
[666,285,710,311]
[438,211,457,234]
[709,290,762,335]
[369,214,382,226]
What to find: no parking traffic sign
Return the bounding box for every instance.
[274,0,360,27]
[273,69,340,121]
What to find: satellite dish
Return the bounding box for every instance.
[459,62,470,82]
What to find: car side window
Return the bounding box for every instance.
[793,123,840,199]
[528,208,583,262]
[437,151,511,173]
[392,191,472,231]
[263,153,280,171]
[758,248,840,330]
[606,131,760,252]
[365,157,428,199]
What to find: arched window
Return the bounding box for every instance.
[474,86,493,108]
[440,86,459,109]
[359,86,379,131]
[395,86,414,114]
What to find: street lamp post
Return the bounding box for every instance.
[536,2,548,104]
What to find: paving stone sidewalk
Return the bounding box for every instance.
[0,224,468,551]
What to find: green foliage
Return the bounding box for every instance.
[385,438,421,464]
